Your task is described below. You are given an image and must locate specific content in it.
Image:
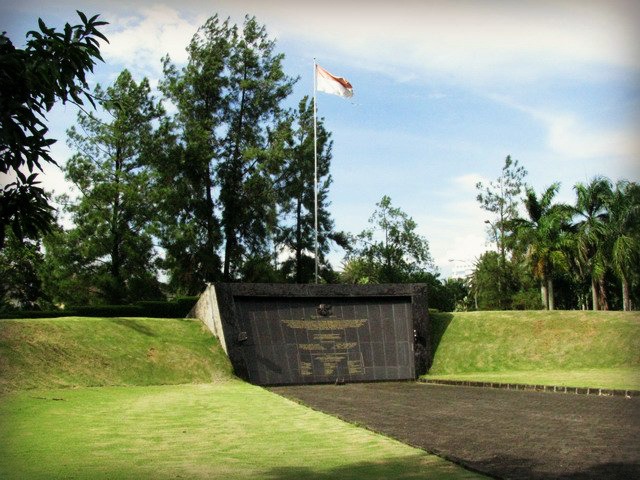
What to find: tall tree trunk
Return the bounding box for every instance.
[223,227,233,281]
[591,277,598,311]
[223,72,247,281]
[598,278,609,310]
[204,162,216,282]
[547,277,555,310]
[622,274,631,311]
[540,280,548,310]
[110,149,123,303]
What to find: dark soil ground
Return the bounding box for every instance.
[270,382,640,480]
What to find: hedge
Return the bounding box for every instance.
[0,297,199,320]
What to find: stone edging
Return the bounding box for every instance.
[419,378,640,398]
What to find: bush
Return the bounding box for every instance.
[0,297,199,320]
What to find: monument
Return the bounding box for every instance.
[188,283,430,385]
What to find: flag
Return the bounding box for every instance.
[315,64,353,98]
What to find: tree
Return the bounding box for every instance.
[605,180,640,311]
[0,231,48,311]
[409,271,469,312]
[476,155,527,308]
[512,183,572,310]
[276,96,344,283]
[58,70,165,304]
[344,196,433,283]
[217,16,296,279]
[0,11,108,248]
[159,15,296,285]
[470,251,522,310]
[156,16,231,291]
[571,176,612,310]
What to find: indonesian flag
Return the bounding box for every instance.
[316,64,353,98]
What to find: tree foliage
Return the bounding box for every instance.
[511,183,572,309]
[475,155,527,308]
[343,195,433,284]
[476,155,528,255]
[52,70,165,304]
[472,167,640,311]
[158,15,296,288]
[0,231,47,311]
[0,11,108,248]
[603,180,640,311]
[275,96,345,283]
[570,176,613,310]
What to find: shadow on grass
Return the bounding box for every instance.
[261,455,640,480]
[108,318,157,337]
[429,312,454,368]
[261,454,481,480]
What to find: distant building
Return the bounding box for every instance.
[449,260,474,280]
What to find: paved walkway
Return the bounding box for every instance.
[271,382,640,479]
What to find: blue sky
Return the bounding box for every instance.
[3,0,639,276]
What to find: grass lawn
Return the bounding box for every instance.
[425,367,640,390]
[0,381,485,480]
[0,317,233,392]
[0,317,484,479]
[425,310,640,389]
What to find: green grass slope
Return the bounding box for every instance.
[0,317,233,392]
[427,311,640,389]
[0,383,484,480]
[0,317,485,479]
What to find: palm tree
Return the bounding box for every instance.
[571,177,612,310]
[605,180,640,311]
[513,183,571,310]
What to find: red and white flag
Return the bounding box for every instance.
[315,64,353,98]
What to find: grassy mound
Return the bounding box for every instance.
[0,317,233,392]
[0,383,485,480]
[427,311,640,389]
[0,318,484,479]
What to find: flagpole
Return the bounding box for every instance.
[313,58,319,284]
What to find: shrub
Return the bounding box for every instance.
[0,297,199,320]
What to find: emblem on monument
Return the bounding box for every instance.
[316,303,332,317]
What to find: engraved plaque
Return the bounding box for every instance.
[189,284,430,386]
[235,296,414,385]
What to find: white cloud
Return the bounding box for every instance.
[239,0,640,86]
[414,175,495,275]
[546,116,640,161]
[86,0,640,89]
[102,5,204,79]
[453,173,489,191]
[487,93,640,174]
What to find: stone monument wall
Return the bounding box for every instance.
[188,283,430,386]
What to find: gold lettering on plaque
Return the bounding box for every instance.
[317,354,347,375]
[299,343,325,351]
[348,360,364,374]
[334,342,357,350]
[282,319,367,330]
[300,361,312,376]
[313,333,341,341]
[283,315,369,378]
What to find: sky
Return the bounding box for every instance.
[2,0,640,277]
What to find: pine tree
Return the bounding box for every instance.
[218,16,296,279]
[276,96,340,283]
[476,155,528,309]
[159,15,296,284]
[58,70,164,304]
